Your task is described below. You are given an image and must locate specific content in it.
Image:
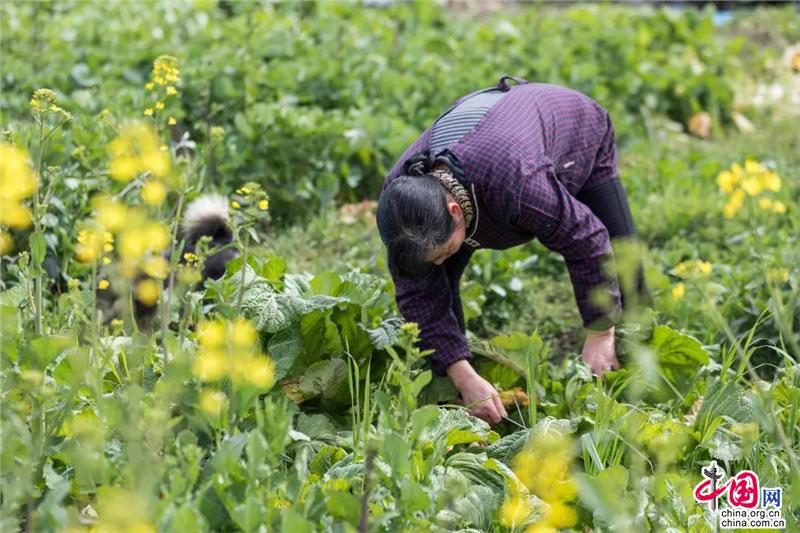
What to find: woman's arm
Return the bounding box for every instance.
[507,163,623,330]
[390,254,474,376]
[390,248,507,424]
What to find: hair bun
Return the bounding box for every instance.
[403,150,435,176]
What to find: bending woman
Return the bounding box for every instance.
[377,76,646,425]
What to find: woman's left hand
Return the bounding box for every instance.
[581,326,620,378]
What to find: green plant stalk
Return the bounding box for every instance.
[32,119,45,335]
[161,190,186,342]
[235,229,251,317]
[347,349,361,456]
[527,336,538,428]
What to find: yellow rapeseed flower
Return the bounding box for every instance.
[671,282,686,300]
[499,497,530,528]
[108,122,170,181]
[98,279,110,290]
[118,222,168,262]
[135,279,161,306]
[744,159,763,174]
[183,252,198,264]
[145,82,155,91]
[0,143,38,229]
[741,176,763,196]
[723,189,745,219]
[244,356,275,389]
[119,230,147,261]
[193,350,226,381]
[141,179,167,206]
[144,222,170,250]
[109,156,139,182]
[144,108,154,117]
[143,256,169,280]
[758,197,773,210]
[761,172,781,192]
[197,320,226,348]
[166,86,178,96]
[0,144,37,202]
[0,231,12,255]
[258,199,269,211]
[674,259,713,279]
[716,170,737,194]
[74,227,104,263]
[526,524,557,533]
[150,55,181,86]
[231,201,241,209]
[142,150,170,178]
[155,101,165,111]
[167,116,177,126]
[231,317,258,348]
[772,201,786,214]
[0,203,33,229]
[102,256,111,265]
[200,389,227,416]
[544,501,577,528]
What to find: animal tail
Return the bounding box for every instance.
[182,193,238,280]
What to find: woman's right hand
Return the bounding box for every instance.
[447,359,507,425]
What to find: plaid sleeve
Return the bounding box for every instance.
[506,163,622,329]
[391,261,474,375]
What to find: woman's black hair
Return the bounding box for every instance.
[376,175,454,280]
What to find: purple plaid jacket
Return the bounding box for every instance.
[382,77,622,375]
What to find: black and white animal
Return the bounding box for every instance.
[180,193,240,281]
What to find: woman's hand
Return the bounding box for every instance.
[581,326,620,378]
[447,359,507,425]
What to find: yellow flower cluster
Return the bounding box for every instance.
[30,88,73,124]
[144,56,180,125]
[74,227,114,264]
[501,431,579,531]
[108,122,170,183]
[674,259,712,279]
[232,182,270,213]
[148,55,180,87]
[29,88,57,114]
[193,318,276,389]
[0,144,37,251]
[717,160,783,218]
[80,195,171,308]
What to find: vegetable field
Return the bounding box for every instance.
[1,2,799,532]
